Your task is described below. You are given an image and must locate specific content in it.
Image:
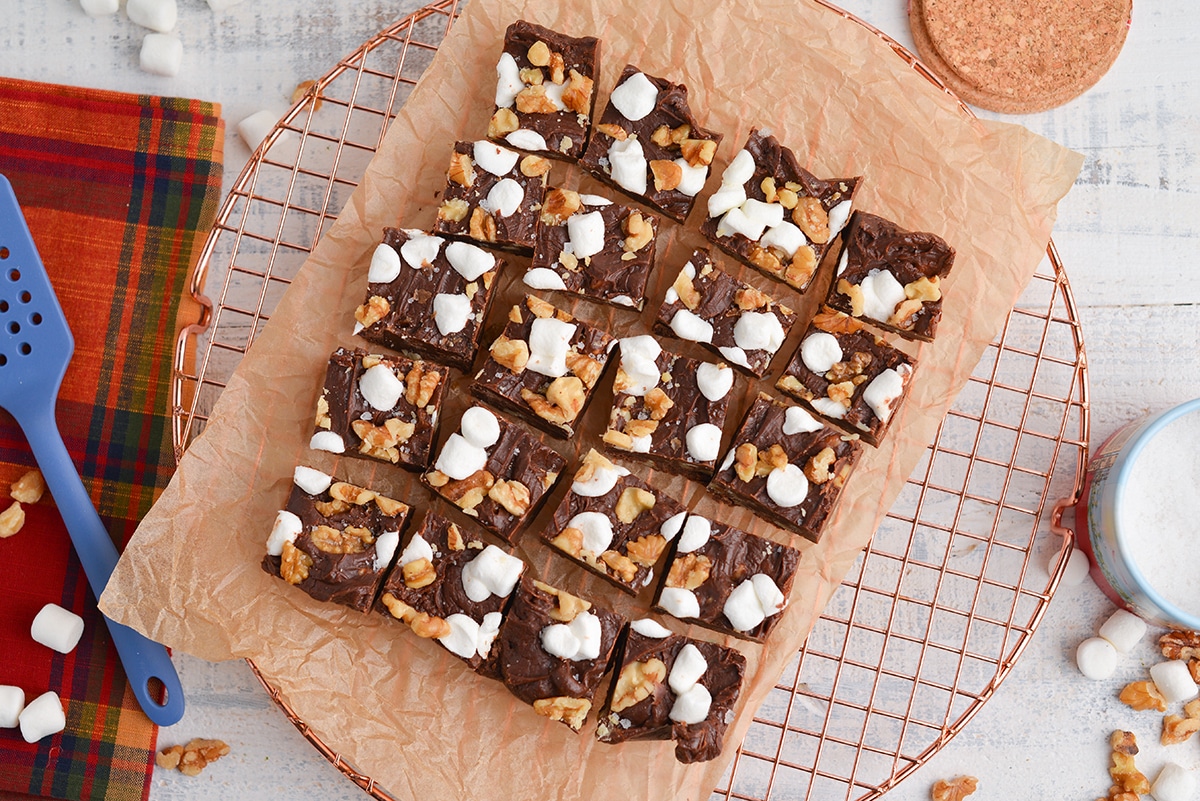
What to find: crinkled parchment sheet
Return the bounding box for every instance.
[101,0,1082,798]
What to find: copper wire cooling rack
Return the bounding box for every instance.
[172,2,1090,798]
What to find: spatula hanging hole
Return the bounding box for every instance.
[6,269,18,282]
[0,247,8,259]
[0,300,7,313]
[18,291,30,304]
[0,354,6,366]
[18,343,31,355]
[30,312,42,326]
[8,321,19,335]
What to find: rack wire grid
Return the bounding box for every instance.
[172,2,1091,799]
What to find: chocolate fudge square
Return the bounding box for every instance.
[826,210,956,341]
[494,576,624,731]
[423,405,565,542]
[544,449,686,594]
[700,129,859,292]
[775,307,915,446]
[652,512,799,641]
[596,618,746,763]
[525,188,658,310]
[488,20,600,161]
[655,249,797,378]
[579,65,723,223]
[263,465,412,612]
[354,228,501,372]
[709,392,862,542]
[471,295,615,439]
[433,140,550,254]
[311,348,448,470]
[376,512,525,675]
[602,335,734,481]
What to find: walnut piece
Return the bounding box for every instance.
[447,150,474,188]
[812,307,865,334]
[826,351,873,383]
[374,495,407,517]
[546,376,587,419]
[526,40,551,65]
[760,176,777,203]
[409,612,452,639]
[0,501,25,539]
[156,745,184,771]
[596,122,628,141]
[565,350,602,388]
[159,738,230,778]
[1118,680,1166,712]
[488,108,519,138]
[310,524,371,554]
[734,286,771,311]
[785,244,817,287]
[314,499,350,518]
[624,418,659,439]
[1162,713,1200,745]
[827,380,856,407]
[533,696,591,730]
[279,541,313,585]
[405,361,442,408]
[889,298,925,329]
[666,552,712,590]
[837,279,866,317]
[615,486,655,523]
[749,245,782,277]
[491,335,530,373]
[671,267,701,310]
[905,275,942,302]
[625,534,667,566]
[623,212,654,253]
[562,70,594,115]
[611,658,667,713]
[804,447,837,485]
[1159,630,1200,661]
[355,295,391,328]
[757,443,788,476]
[446,523,465,551]
[10,469,46,504]
[330,482,375,505]
[469,207,498,242]
[443,470,495,513]
[542,188,582,224]
[734,442,758,483]
[488,479,531,517]
[602,428,635,450]
[680,138,716,167]
[314,395,331,429]
[516,84,558,114]
[519,67,544,86]
[403,557,437,589]
[650,159,683,192]
[438,198,470,223]
[793,197,830,244]
[930,776,977,801]
[601,550,638,583]
[1186,698,1200,719]
[520,155,552,177]
[1109,731,1150,795]
[776,187,798,209]
[534,580,591,622]
[644,387,674,420]
[552,526,584,558]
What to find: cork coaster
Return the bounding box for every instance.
[909,0,1131,114]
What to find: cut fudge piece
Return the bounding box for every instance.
[488,20,600,161]
[544,449,686,594]
[263,465,412,612]
[422,405,565,542]
[375,512,525,675]
[652,512,799,641]
[579,65,722,223]
[655,249,797,378]
[310,348,448,470]
[602,335,734,481]
[775,307,915,446]
[353,228,501,372]
[524,188,658,310]
[471,295,615,439]
[494,576,624,731]
[826,210,955,341]
[433,140,550,254]
[596,618,746,763]
[700,129,859,292]
[709,392,862,542]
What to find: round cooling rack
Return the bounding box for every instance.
[172,2,1090,799]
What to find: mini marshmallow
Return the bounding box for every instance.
[766,464,809,508]
[1075,637,1118,680]
[400,232,444,270]
[359,363,405,411]
[398,533,434,567]
[630,618,671,638]
[784,405,823,435]
[373,530,399,570]
[837,248,849,275]
[445,241,495,281]
[309,431,344,453]
[613,295,637,307]
[265,510,302,556]
[718,346,750,369]
[669,683,712,725]
[801,332,842,374]
[439,614,481,659]
[660,512,687,541]
[676,515,711,553]
[19,691,65,743]
[540,611,602,661]
[618,336,663,396]
[722,150,756,188]
[434,433,488,481]
[495,53,522,107]
[571,460,628,497]
[567,210,606,260]
[236,110,282,152]
[741,198,784,230]
[433,292,472,335]
[706,185,747,219]
[609,72,659,121]
[668,644,708,695]
[460,406,501,449]
[477,612,503,659]
[812,397,847,420]
[859,269,907,322]
[293,465,332,495]
[484,178,524,218]
[30,606,85,656]
[658,587,700,619]
[527,317,577,378]
[579,194,612,206]
[473,140,519,177]
[630,435,652,452]
[1057,547,1091,587]
[523,267,568,290]
[0,685,23,728]
[139,33,182,77]
[759,221,807,258]
[665,262,695,304]
[1151,763,1196,801]
[460,545,524,603]
[828,200,853,238]
[126,0,177,32]
[506,129,548,151]
[734,312,786,354]
[1098,608,1147,653]
[81,0,119,16]
[1149,660,1199,704]
[863,367,908,424]
[542,80,567,111]
[368,242,402,283]
[715,206,766,241]
[723,579,767,632]
[205,0,246,9]
[669,309,714,343]
[566,512,615,555]
[696,362,734,402]
[674,158,709,197]
[752,574,786,618]
[608,136,648,195]
[686,423,722,462]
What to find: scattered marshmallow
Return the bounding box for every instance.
[540,611,602,661]
[828,200,853,238]
[859,269,907,322]
[19,691,65,743]
[81,0,119,17]
[674,158,708,196]
[0,686,25,728]
[1149,660,1199,704]
[696,362,733,402]
[579,194,612,206]
[368,243,402,283]
[630,618,671,639]
[686,423,722,462]
[801,332,842,374]
[309,430,345,454]
[494,53,522,108]
[676,515,711,553]
[660,512,687,542]
[265,510,302,556]
[460,406,501,449]
[722,149,756,187]
[863,366,909,424]
[434,433,488,481]
[126,0,177,32]
[668,644,708,696]
[459,546,524,603]
[445,241,494,281]
[433,292,472,335]
[473,140,519,177]
[236,109,283,152]
[658,587,700,619]
[30,604,85,655]
[767,463,809,508]
[617,335,663,396]
[373,530,399,570]
[483,178,524,218]
[541,80,567,111]
[741,198,784,230]
[784,405,823,435]
[706,185,746,219]
[664,262,695,304]
[759,221,807,258]
[293,465,332,496]
[139,33,182,77]
[715,206,766,241]
[669,309,714,344]
[505,129,547,152]
[607,136,648,195]
[837,248,849,275]
[669,683,712,725]
[812,397,848,420]
[523,267,567,290]
[1151,763,1195,801]
[1056,547,1091,587]
[571,458,628,497]
[1075,637,1118,680]
[440,613,503,660]
[723,577,768,632]
[566,210,605,260]
[1097,608,1147,653]
[566,512,615,555]
[608,72,658,121]
[400,231,443,270]
[734,312,786,354]
[718,346,750,369]
[398,532,434,567]
[527,317,577,378]
[359,363,405,411]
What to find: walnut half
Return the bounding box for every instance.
[930,776,977,801]
[611,658,667,713]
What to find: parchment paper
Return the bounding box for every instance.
[100,0,1083,798]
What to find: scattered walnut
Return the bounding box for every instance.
[623,212,654,252]
[650,159,683,192]
[380,592,416,622]
[533,696,590,730]
[403,557,437,589]
[837,279,866,317]
[759,176,778,204]
[734,443,758,483]
[519,66,544,86]
[534,580,591,622]
[611,658,667,712]
[805,447,837,485]
[469,207,497,242]
[526,40,551,66]
[314,499,350,518]
[447,150,475,188]
[10,469,46,504]
[624,418,659,439]
[827,380,856,408]
[776,188,798,209]
[156,745,184,771]
[930,776,977,801]
[1118,680,1166,712]
[330,482,375,505]
[793,197,831,244]
[602,428,635,450]
[279,541,313,585]
[443,470,495,513]
[1109,731,1150,795]
[516,84,558,114]
[491,335,530,373]
[488,108,519,138]
[1159,631,1200,661]
[757,443,789,476]
[1184,698,1200,719]
[355,295,391,328]
[890,298,925,329]
[542,188,582,224]
[564,350,602,388]
[1190,659,1200,683]
[438,198,470,223]
[310,524,371,554]
[403,361,441,408]
[488,479,531,517]
[522,384,580,426]
[649,125,673,147]
[680,138,716,167]
[425,469,450,488]
[520,155,552,177]
[409,611,452,639]
[159,738,230,777]
[352,419,413,461]
[0,501,25,538]
[548,51,566,84]
[596,122,628,141]
[671,267,701,310]
[812,307,865,335]
[374,495,406,517]
[826,351,873,382]
[625,534,667,566]
[1162,713,1200,745]
[313,394,332,429]
[552,526,584,557]
[666,552,712,590]
[616,486,655,524]
[785,245,818,287]
[444,523,465,552]
[291,79,323,111]
[601,550,638,583]
[545,376,586,420]
[526,295,557,319]
[734,286,771,311]
[749,245,782,277]
[905,275,942,302]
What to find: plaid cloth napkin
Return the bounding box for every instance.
[0,78,223,801]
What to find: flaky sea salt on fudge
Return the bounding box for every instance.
[376,512,524,675]
[262,466,411,613]
[543,449,685,594]
[826,210,956,341]
[775,307,915,446]
[432,140,550,254]
[652,512,799,641]
[709,393,862,542]
[311,348,448,470]
[471,295,615,439]
[700,129,859,292]
[422,405,565,542]
[579,65,722,223]
[596,618,746,763]
[525,187,658,310]
[494,576,624,731]
[655,249,797,378]
[354,229,500,372]
[601,335,734,481]
[487,20,600,160]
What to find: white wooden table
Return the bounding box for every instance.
[3,1,1198,799]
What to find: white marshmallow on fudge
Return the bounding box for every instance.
[459,545,524,603]
[126,0,177,32]
[1097,608,1147,653]
[0,685,24,728]
[1075,637,1118,680]
[1149,660,1199,704]
[139,33,182,77]
[19,691,65,743]
[31,603,85,655]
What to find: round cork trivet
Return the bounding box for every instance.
[909,0,1131,114]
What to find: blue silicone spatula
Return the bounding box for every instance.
[0,174,184,726]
